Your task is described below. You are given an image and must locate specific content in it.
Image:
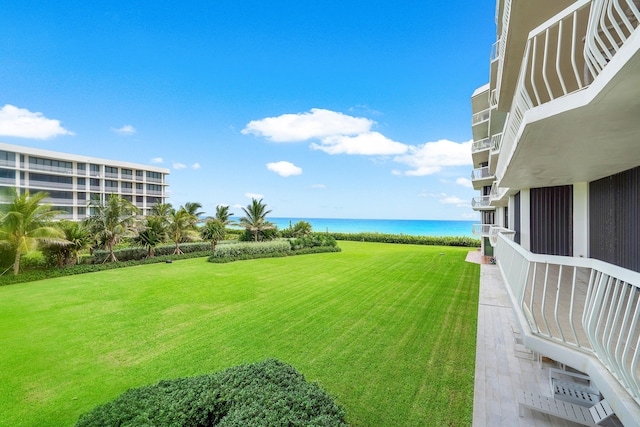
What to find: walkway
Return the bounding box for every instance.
[470,255,586,426]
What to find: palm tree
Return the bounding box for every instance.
[239,198,274,242]
[0,188,66,275]
[85,194,140,263]
[166,208,200,254]
[215,205,235,227]
[134,215,168,258]
[182,201,204,227]
[150,201,173,220]
[45,220,93,267]
[201,219,226,251]
[292,220,313,237]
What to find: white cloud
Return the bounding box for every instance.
[192,163,201,170]
[173,162,186,170]
[151,157,163,163]
[266,161,302,177]
[232,203,244,209]
[394,139,473,176]
[311,184,326,189]
[311,132,408,156]
[456,177,473,188]
[0,104,74,139]
[112,124,136,135]
[440,196,467,205]
[242,108,373,142]
[245,192,264,199]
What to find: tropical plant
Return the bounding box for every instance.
[43,220,93,267]
[292,220,312,237]
[0,188,66,275]
[214,204,235,227]
[85,194,140,263]
[166,208,200,254]
[149,202,173,220]
[182,201,204,227]
[239,198,274,242]
[200,219,226,251]
[133,215,168,258]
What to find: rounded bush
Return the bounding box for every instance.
[75,359,347,427]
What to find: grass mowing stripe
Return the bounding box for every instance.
[0,241,479,427]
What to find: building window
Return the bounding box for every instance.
[29,173,73,185]
[77,177,86,186]
[136,195,144,203]
[54,206,73,214]
[105,166,118,176]
[90,178,101,188]
[122,195,133,202]
[90,164,101,176]
[48,191,73,200]
[146,171,162,181]
[0,150,16,162]
[105,180,118,188]
[77,192,86,202]
[77,163,86,171]
[146,196,162,204]
[77,206,86,216]
[0,168,16,179]
[147,184,162,192]
[121,181,132,189]
[121,168,132,177]
[29,157,72,170]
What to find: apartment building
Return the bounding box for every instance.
[0,142,170,220]
[471,0,640,424]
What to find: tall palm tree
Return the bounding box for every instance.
[215,205,235,227]
[201,219,226,251]
[150,201,173,221]
[182,201,204,227]
[239,198,274,242]
[166,208,200,254]
[85,194,140,262]
[0,188,66,275]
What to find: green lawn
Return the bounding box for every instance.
[0,241,480,426]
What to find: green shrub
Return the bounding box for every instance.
[93,242,214,263]
[289,233,337,250]
[75,359,347,427]
[210,240,291,258]
[327,232,480,247]
[208,246,341,263]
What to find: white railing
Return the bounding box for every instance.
[42,198,75,206]
[27,181,74,190]
[497,0,640,181]
[28,163,74,175]
[0,177,16,186]
[147,177,163,184]
[146,190,163,196]
[0,159,16,167]
[490,89,499,108]
[491,39,501,62]
[472,108,490,125]
[472,138,491,153]
[490,182,509,202]
[471,166,493,181]
[472,196,491,209]
[495,234,640,405]
[585,0,640,79]
[105,172,119,179]
[472,223,492,236]
[495,0,512,101]
[490,133,503,154]
[489,226,515,247]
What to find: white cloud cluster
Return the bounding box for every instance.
[243,109,472,176]
[112,124,136,135]
[245,192,264,199]
[456,177,473,188]
[173,162,201,171]
[419,192,470,208]
[266,161,302,177]
[151,157,164,164]
[0,104,74,139]
[393,139,473,176]
[242,108,372,142]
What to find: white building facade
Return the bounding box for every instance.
[471,0,640,424]
[0,142,170,220]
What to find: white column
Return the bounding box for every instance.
[573,182,589,258]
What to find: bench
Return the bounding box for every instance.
[518,390,614,426]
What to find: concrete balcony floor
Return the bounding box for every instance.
[468,255,593,426]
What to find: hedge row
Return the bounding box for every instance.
[75,359,347,427]
[326,232,480,247]
[92,242,223,263]
[0,251,213,286]
[207,246,341,264]
[209,240,292,258]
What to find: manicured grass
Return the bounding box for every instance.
[0,241,480,426]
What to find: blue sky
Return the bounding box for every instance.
[0,0,495,220]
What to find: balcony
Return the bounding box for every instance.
[490,39,501,62]
[28,164,74,175]
[489,182,509,207]
[494,234,640,426]
[105,172,119,179]
[496,0,640,188]
[472,196,492,210]
[0,159,16,167]
[472,138,491,166]
[471,166,495,189]
[488,226,515,247]
[472,223,492,237]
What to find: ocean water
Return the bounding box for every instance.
[262,218,476,238]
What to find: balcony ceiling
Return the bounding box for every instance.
[497,0,575,112]
[500,42,640,189]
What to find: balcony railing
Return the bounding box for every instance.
[490,88,499,108]
[498,0,640,181]
[472,138,491,153]
[0,159,16,167]
[490,133,503,154]
[472,223,492,236]
[472,108,490,125]
[471,166,492,181]
[28,164,74,175]
[488,226,515,247]
[472,196,492,209]
[495,234,640,410]
[491,39,501,62]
